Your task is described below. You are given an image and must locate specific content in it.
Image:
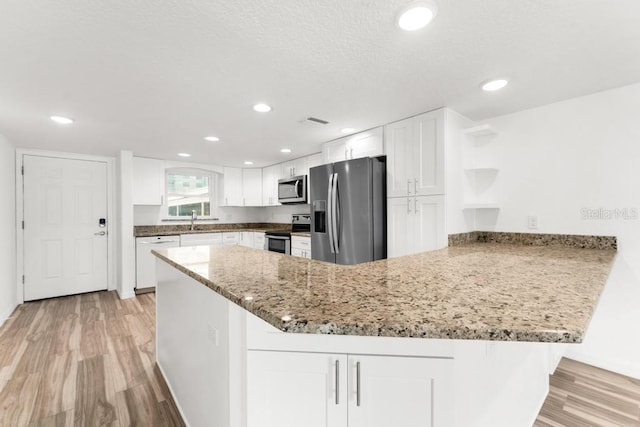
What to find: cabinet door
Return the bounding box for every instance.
[292,157,309,177]
[384,119,414,197]
[222,232,239,246]
[386,197,412,258]
[242,169,263,206]
[132,157,164,205]
[348,355,452,427]
[240,231,254,247]
[262,165,280,206]
[414,195,446,252]
[223,167,243,206]
[323,138,348,164]
[247,351,348,427]
[347,127,384,160]
[253,232,265,250]
[414,110,445,196]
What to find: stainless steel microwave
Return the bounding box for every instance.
[278,175,307,204]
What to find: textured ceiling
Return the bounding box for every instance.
[1,0,639,166]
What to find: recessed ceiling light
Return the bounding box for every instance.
[341,128,355,134]
[253,103,272,113]
[482,79,509,92]
[178,153,191,157]
[244,161,254,165]
[397,1,438,31]
[204,136,220,142]
[50,115,74,125]
[280,148,292,153]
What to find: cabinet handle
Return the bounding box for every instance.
[407,179,412,195]
[350,148,353,159]
[335,360,340,405]
[415,198,419,214]
[344,148,348,160]
[356,361,361,407]
[160,195,164,205]
[414,178,418,194]
[407,198,411,214]
[225,197,228,205]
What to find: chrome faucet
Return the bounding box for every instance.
[190,210,197,231]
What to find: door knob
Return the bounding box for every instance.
[94,231,106,236]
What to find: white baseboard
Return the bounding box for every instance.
[564,353,640,380]
[117,289,136,300]
[0,302,18,328]
[156,361,191,427]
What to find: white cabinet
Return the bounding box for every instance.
[179,233,223,247]
[132,157,165,205]
[291,235,311,259]
[247,351,452,427]
[222,232,240,246]
[281,156,309,178]
[240,231,254,248]
[253,232,265,250]
[348,355,452,427]
[323,127,384,164]
[247,351,348,427]
[387,195,446,258]
[223,167,243,206]
[385,110,444,197]
[262,164,281,206]
[243,169,263,206]
[223,168,263,206]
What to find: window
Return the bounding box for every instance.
[165,168,214,218]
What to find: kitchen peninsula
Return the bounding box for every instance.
[153,233,616,427]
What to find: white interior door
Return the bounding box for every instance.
[23,155,108,301]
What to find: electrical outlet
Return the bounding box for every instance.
[207,324,219,346]
[527,215,539,230]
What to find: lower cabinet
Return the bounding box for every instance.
[291,235,311,259]
[247,351,452,427]
[387,195,446,258]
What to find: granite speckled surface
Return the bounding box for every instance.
[134,223,289,237]
[448,231,617,250]
[153,240,616,343]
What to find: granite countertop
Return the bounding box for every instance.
[152,235,616,343]
[134,223,290,237]
[291,232,311,237]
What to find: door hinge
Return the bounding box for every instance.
[21,165,24,175]
[22,220,24,229]
[22,275,25,284]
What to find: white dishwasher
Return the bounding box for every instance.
[136,235,181,291]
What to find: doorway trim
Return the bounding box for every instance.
[15,149,117,304]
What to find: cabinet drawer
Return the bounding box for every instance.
[222,232,240,245]
[291,236,311,250]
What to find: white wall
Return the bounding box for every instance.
[0,134,17,325]
[117,150,136,299]
[476,83,640,378]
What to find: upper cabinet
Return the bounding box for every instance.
[281,156,308,178]
[243,169,263,206]
[322,127,384,164]
[132,157,165,205]
[262,164,281,206]
[385,109,444,197]
[223,168,263,207]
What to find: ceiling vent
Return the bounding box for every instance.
[300,117,330,127]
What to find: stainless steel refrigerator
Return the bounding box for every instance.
[310,156,386,265]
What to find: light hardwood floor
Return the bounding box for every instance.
[534,357,640,426]
[2,291,639,427]
[0,291,183,427]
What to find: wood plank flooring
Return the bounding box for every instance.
[2,291,639,426]
[535,357,640,426]
[0,291,184,427]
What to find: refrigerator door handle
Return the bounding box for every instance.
[332,173,340,254]
[327,173,335,254]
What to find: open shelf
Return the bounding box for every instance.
[462,204,500,210]
[461,124,497,138]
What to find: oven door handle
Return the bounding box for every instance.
[265,235,290,240]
